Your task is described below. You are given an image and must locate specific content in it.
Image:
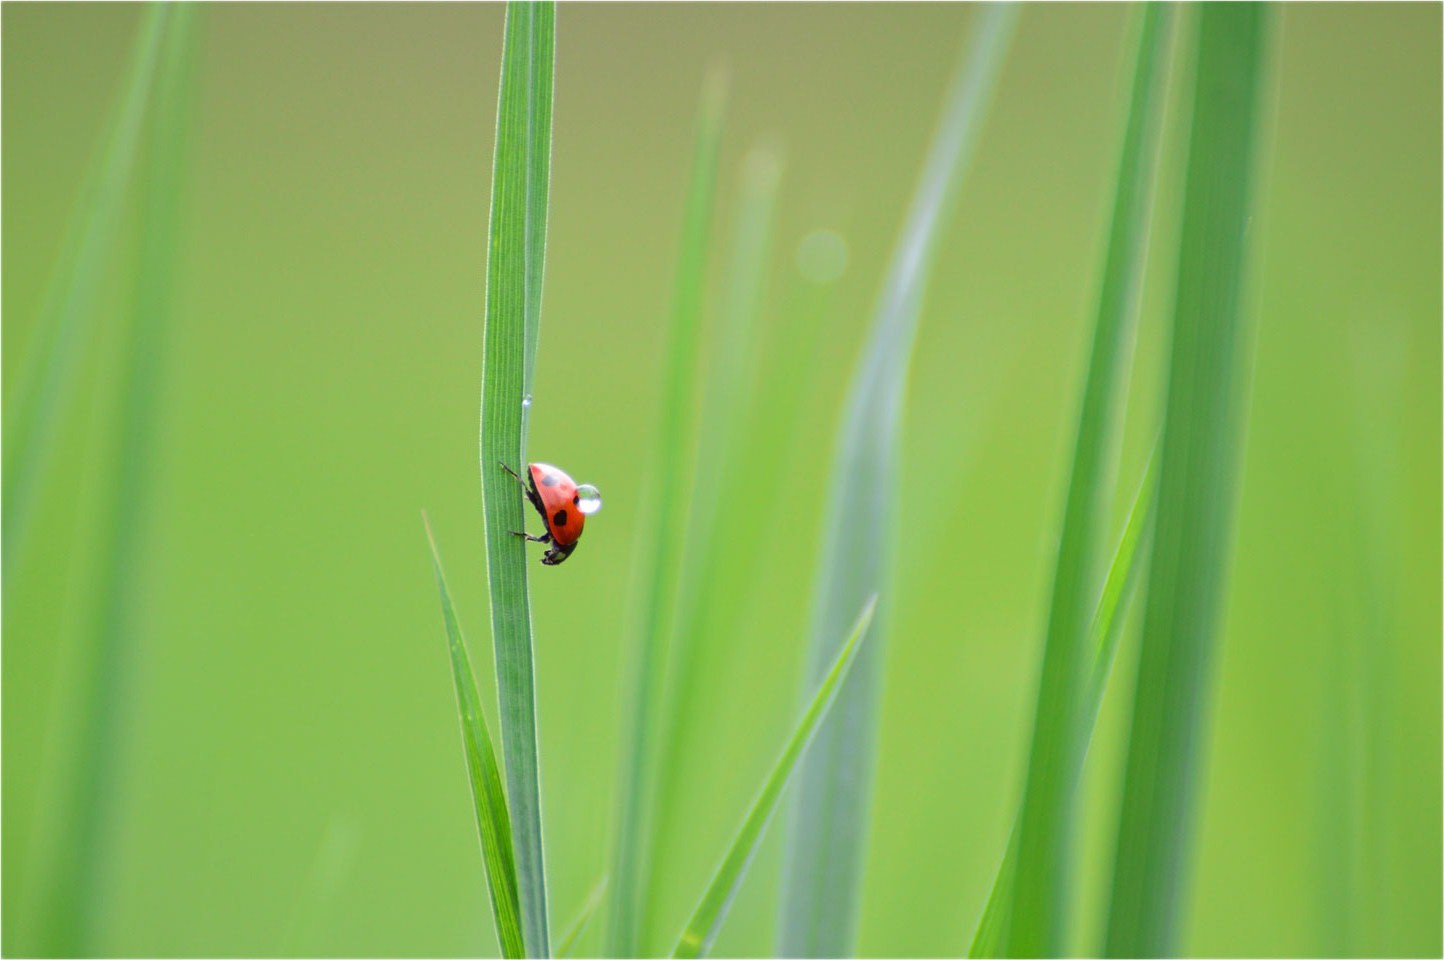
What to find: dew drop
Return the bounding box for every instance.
[576,484,603,515]
[521,394,533,408]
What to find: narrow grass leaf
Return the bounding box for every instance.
[1004,8,1172,954]
[608,70,726,959]
[672,598,878,960]
[970,450,1159,958]
[555,875,609,959]
[643,145,783,950]
[478,4,556,955]
[2,4,168,590]
[778,8,1017,955]
[1084,450,1158,701]
[1104,7,1272,955]
[37,8,198,954]
[423,516,525,960]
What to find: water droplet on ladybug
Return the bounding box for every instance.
[575,484,602,515]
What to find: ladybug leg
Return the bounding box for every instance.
[509,530,552,544]
[498,461,546,516]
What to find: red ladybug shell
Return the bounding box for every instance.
[528,462,586,547]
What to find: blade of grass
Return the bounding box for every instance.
[478,4,556,956]
[691,237,847,663]
[14,12,173,942]
[424,516,525,959]
[37,8,198,954]
[608,69,726,959]
[970,449,1159,958]
[642,144,783,952]
[777,8,1018,955]
[1084,451,1158,697]
[555,875,610,959]
[1004,7,1172,954]
[1103,6,1272,955]
[1,4,168,593]
[672,598,878,960]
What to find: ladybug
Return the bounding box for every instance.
[500,461,602,566]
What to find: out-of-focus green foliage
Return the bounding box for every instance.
[1105,7,1272,954]
[2,5,1438,958]
[970,450,1157,958]
[672,598,875,960]
[778,8,1017,955]
[1004,6,1169,954]
[609,69,726,960]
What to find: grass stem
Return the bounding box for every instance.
[777,9,1017,954]
[478,4,557,954]
[608,70,726,959]
[1003,7,1171,953]
[1104,7,1271,953]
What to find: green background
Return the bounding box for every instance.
[3,3,1439,956]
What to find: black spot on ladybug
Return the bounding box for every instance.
[541,472,560,486]
[552,509,569,528]
[572,494,580,504]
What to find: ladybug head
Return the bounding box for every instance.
[541,540,577,566]
[540,539,577,563]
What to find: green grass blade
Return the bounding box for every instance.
[555,875,609,959]
[1004,7,1172,954]
[478,4,556,956]
[36,8,198,954]
[1,4,168,589]
[672,598,878,960]
[1104,6,1272,955]
[643,144,783,950]
[777,8,1017,955]
[968,831,1020,960]
[608,70,726,959]
[970,450,1159,958]
[1084,450,1158,702]
[423,516,525,960]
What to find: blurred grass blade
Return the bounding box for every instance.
[672,598,878,960]
[556,875,609,958]
[1,4,168,589]
[1004,6,1172,954]
[1085,449,1158,699]
[423,516,525,959]
[478,3,555,955]
[643,144,783,948]
[778,8,1017,955]
[970,450,1159,958]
[609,70,726,959]
[37,7,198,954]
[1104,6,1272,955]
[968,832,1018,960]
